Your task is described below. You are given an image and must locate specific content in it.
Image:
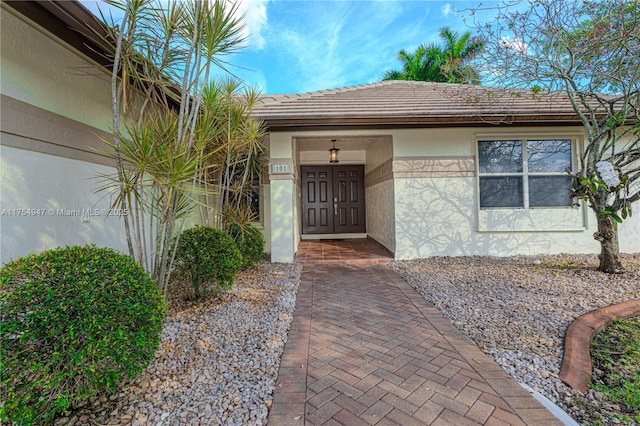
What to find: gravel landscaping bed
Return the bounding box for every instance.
[392,253,640,426]
[54,261,301,426]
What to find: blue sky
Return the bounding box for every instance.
[81,1,494,94]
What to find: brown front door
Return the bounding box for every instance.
[301,165,366,234]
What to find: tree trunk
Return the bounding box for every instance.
[594,214,625,273]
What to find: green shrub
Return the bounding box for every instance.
[0,245,166,424]
[173,226,242,298]
[227,222,265,269]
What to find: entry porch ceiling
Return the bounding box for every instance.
[295,136,388,152]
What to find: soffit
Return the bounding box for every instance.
[3,1,110,67]
[296,135,388,151]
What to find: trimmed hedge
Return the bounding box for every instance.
[172,226,242,298]
[0,245,166,424]
[227,222,265,269]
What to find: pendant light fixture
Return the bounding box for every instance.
[329,139,339,163]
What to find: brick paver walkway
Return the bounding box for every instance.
[268,265,562,425]
[295,239,394,265]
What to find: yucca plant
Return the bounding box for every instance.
[95,0,265,293]
[197,77,266,229]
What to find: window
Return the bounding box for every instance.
[223,171,262,222]
[249,174,261,221]
[478,139,573,208]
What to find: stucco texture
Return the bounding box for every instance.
[1,146,128,263]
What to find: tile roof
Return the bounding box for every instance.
[250,80,585,130]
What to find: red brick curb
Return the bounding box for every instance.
[559,299,640,393]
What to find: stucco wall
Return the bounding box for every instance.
[1,146,128,263]
[268,134,296,262]
[393,128,475,157]
[292,140,301,253]
[1,7,112,131]
[366,180,395,253]
[391,125,640,258]
[267,126,638,261]
[365,137,395,252]
[619,210,640,253]
[1,6,279,264]
[0,8,130,263]
[268,179,295,262]
[393,176,639,259]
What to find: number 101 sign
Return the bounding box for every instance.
[272,164,289,174]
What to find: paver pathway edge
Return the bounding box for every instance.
[268,265,564,425]
[559,299,640,393]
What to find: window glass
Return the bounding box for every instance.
[529,176,572,207]
[224,172,261,222]
[478,140,523,173]
[250,175,260,220]
[478,138,573,209]
[527,140,571,173]
[479,176,523,208]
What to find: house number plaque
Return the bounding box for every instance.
[272,164,289,173]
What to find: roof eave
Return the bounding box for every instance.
[4,1,112,68]
[255,114,584,132]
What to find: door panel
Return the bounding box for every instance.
[319,181,328,202]
[306,181,315,203]
[337,181,346,202]
[302,166,333,234]
[319,208,329,227]
[333,166,366,233]
[307,208,316,227]
[350,208,359,226]
[301,165,366,234]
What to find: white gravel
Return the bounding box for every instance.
[392,253,640,426]
[55,261,301,426]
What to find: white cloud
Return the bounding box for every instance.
[441,3,453,17]
[269,1,418,93]
[231,0,269,50]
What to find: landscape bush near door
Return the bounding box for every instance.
[172,226,243,299]
[0,245,166,424]
[227,222,265,269]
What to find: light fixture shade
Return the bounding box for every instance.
[329,139,339,163]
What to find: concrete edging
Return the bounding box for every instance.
[559,299,640,393]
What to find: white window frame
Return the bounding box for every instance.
[474,132,587,232]
[476,137,576,210]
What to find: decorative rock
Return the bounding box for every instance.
[393,253,639,426]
